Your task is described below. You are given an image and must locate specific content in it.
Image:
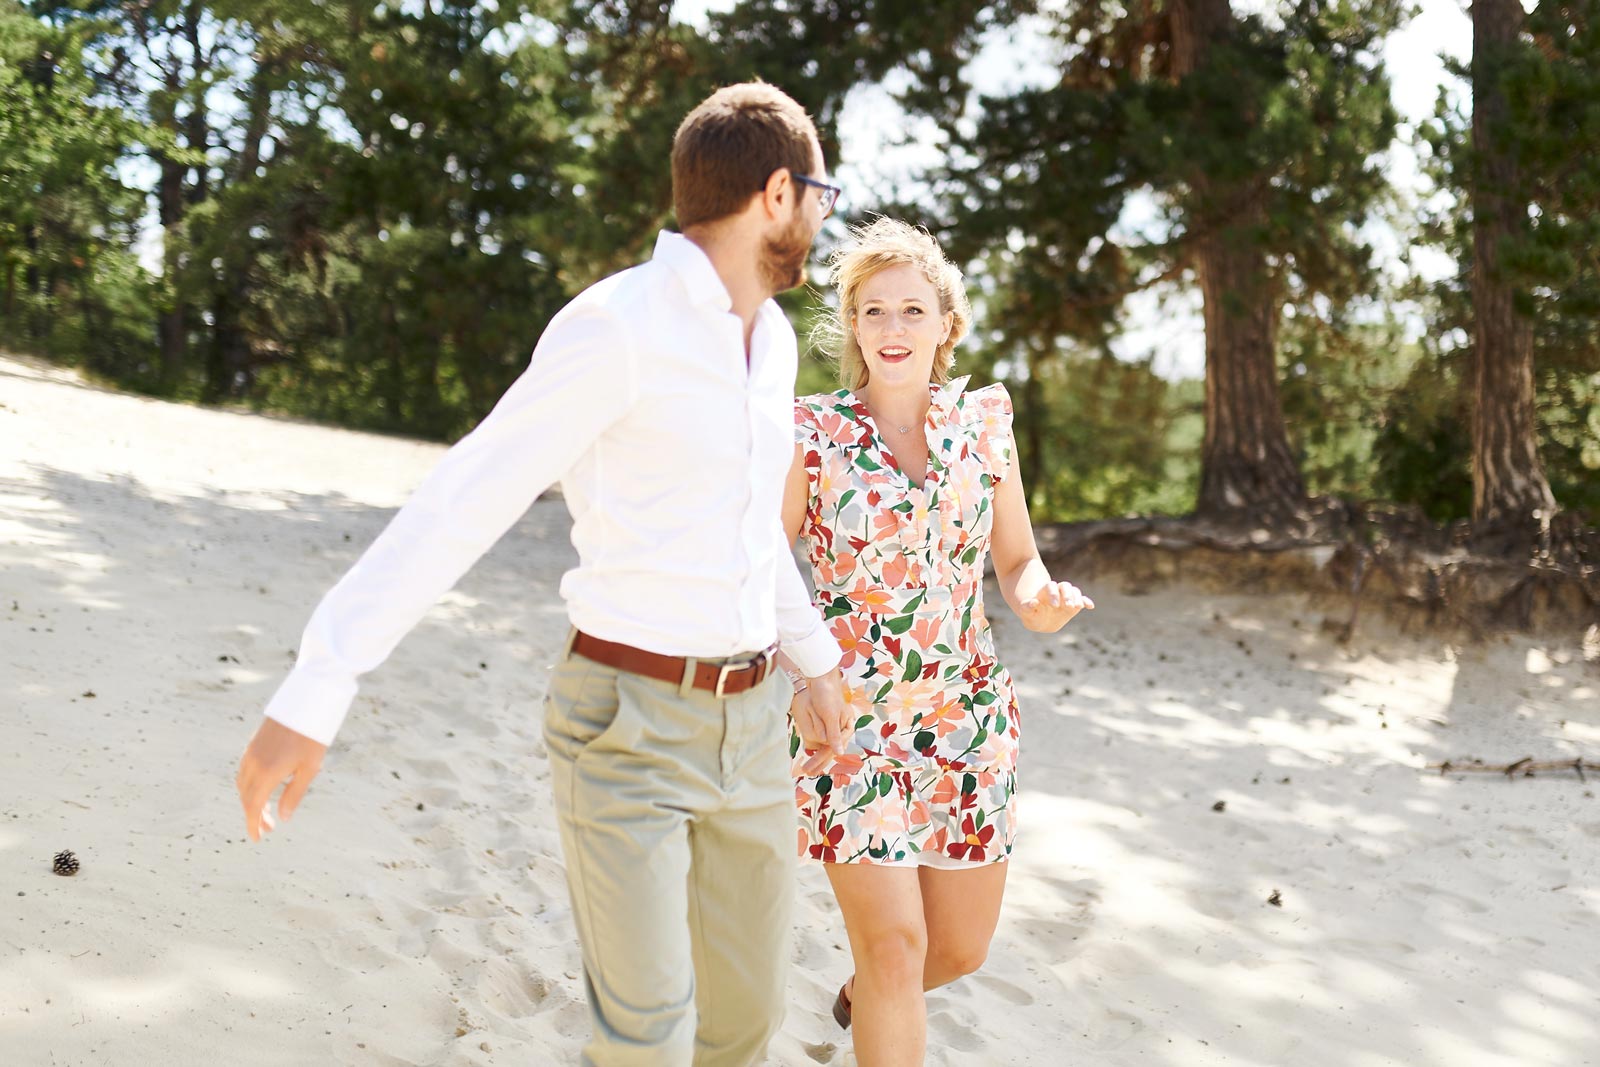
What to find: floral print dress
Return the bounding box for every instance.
[792,376,1019,867]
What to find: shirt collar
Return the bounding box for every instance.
[652,230,734,313]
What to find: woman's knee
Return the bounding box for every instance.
[926,937,989,982]
[856,919,928,984]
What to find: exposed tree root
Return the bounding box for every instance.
[1033,498,1599,639]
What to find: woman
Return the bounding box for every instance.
[782,218,1093,1066]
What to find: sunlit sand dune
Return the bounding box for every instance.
[3,352,1596,1066]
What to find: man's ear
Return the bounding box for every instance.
[760,168,793,221]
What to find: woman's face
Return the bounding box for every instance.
[851,263,953,393]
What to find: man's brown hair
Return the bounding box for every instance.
[671,82,818,230]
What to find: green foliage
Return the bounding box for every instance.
[939,0,1403,386]
[1370,343,1474,522]
[256,1,595,437]
[0,2,153,368]
[11,0,700,436]
[706,0,1405,518]
[4,0,1587,530]
[1278,307,1423,501]
[1017,354,1197,520]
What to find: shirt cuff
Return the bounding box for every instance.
[781,622,843,679]
[261,667,359,748]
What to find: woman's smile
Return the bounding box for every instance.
[852,263,953,388]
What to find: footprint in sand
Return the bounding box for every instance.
[1077,941,1151,982]
[1403,881,1490,914]
[973,974,1035,1005]
[1215,817,1273,844]
[1009,917,1093,961]
[473,957,554,1018]
[801,1040,840,1063]
[1082,1007,1146,1051]
[406,756,460,782]
[1326,939,1418,962]
[926,1005,984,1052]
[411,784,463,808]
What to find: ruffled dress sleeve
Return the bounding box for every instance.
[793,396,825,506]
[965,383,1014,485]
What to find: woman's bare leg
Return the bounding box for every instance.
[919,861,1009,989]
[825,863,927,1067]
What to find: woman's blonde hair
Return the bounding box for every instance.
[815,217,972,392]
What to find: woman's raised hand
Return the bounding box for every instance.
[1017,580,1094,633]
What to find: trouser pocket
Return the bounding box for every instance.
[542,654,621,757]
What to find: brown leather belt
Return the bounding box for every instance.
[569,630,780,697]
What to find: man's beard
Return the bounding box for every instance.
[760,209,812,293]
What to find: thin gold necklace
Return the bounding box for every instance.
[874,406,920,435]
[862,391,925,436]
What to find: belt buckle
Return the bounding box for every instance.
[714,660,739,698]
[714,647,771,698]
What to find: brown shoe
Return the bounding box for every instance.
[832,981,852,1029]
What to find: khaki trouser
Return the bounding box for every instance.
[543,642,795,1067]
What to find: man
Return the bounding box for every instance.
[235,82,851,1066]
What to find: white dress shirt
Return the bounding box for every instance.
[263,230,841,745]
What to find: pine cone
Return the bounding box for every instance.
[52,850,79,877]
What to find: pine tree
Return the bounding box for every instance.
[1417,0,1600,526]
[710,0,1403,521]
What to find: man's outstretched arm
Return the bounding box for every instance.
[236,305,634,838]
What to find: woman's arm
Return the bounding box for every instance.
[782,441,809,547]
[780,440,848,752]
[987,433,1094,633]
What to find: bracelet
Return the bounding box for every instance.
[784,669,808,694]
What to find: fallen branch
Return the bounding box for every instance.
[1428,757,1594,781]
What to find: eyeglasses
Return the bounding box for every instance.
[793,174,842,218]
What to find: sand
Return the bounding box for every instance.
[2,350,1597,1067]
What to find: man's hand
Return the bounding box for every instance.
[236,717,328,842]
[794,668,850,756]
[789,688,835,756]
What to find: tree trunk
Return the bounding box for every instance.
[1469,0,1556,528]
[182,2,210,208]
[154,67,188,393]
[1193,224,1305,517]
[1170,0,1305,520]
[203,59,273,403]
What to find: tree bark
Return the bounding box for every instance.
[203,60,273,403]
[1169,0,1306,520]
[1470,0,1556,527]
[182,2,210,207]
[154,65,188,393]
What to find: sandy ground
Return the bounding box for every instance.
[2,350,1598,1067]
